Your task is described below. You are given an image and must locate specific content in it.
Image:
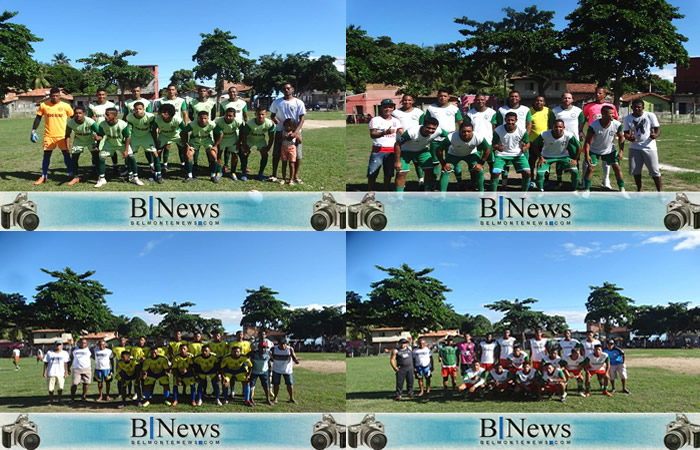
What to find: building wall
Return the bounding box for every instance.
[511,79,567,101]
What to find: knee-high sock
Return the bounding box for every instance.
[41,151,51,177]
[61,150,72,176]
[243,384,250,401]
[259,154,268,175]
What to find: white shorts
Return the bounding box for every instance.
[610,364,627,380]
[48,376,66,391]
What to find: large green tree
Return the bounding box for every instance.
[117,316,151,338]
[240,286,290,332]
[346,25,378,93]
[0,292,32,340]
[77,50,153,106]
[46,65,83,93]
[33,63,50,89]
[632,302,700,344]
[287,306,344,348]
[170,69,197,93]
[33,268,113,335]
[485,298,567,345]
[584,282,635,340]
[144,301,221,336]
[564,0,688,109]
[0,11,42,96]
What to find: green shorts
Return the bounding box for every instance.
[493,154,530,173]
[589,152,620,166]
[131,137,156,153]
[538,157,577,175]
[429,140,444,164]
[400,150,434,172]
[443,152,484,173]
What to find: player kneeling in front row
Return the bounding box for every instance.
[561,347,586,397]
[458,361,486,399]
[582,106,626,197]
[126,101,161,184]
[437,122,491,192]
[394,117,447,192]
[172,344,197,406]
[152,104,186,179]
[531,119,581,191]
[116,351,142,408]
[540,362,567,402]
[221,346,253,407]
[583,344,612,397]
[181,111,216,183]
[240,106,276,182]
[513,360,540,400]
[95,108,133,188]
[141,347,172,407]
[213,108,245,181]
[486,362,514,397]
[64,105,100,186]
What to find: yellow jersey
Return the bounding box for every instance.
[129,345,150,361]
[142,355,170,376]
[229,340,251,356]
[117,359,140,380]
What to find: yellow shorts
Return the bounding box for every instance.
[223,372,248,383]
[144,374,169,386]
[43,136,68,151]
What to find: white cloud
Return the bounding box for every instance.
[651,66,675,82]
[118,311,161,326]
[450,235,469,248]
[139,234,174,257]
[643,232,700,250]
[611,243,629,251]
[439,262,459,268]
[562,241,630,256]
[545,310,588,328]
[195,308,242,323]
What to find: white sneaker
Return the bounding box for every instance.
[131,177,145,186]
[197,399,202,406]
[131,394,138,400]
[602,178,612,190]
[418,177,425,187]
[94,178,107,188]
[582,191,591,199]
[216,399,223,406]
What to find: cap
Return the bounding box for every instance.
[380,99,396,107]
[398,338,408,344]
[607,339,615,344]
[54,340,63,345]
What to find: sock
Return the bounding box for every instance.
[222,387,228,399]
[42,152,51,177]
[224,149,231,167]
[163,389,170,399]
[129,156,138,177]
[111,152,118,166]
[163,149,169,165]
[584,178,592,190]
[537,172,545,190]
[439,171,450,192]
[396,185,405,192]
[424,179,435,192]
[216,162,222,175]
[570,170,579,189]
[415,164,424,180]
[213,382,220,400]
[186,161,193,176]
[243,384,250,401]
[209,158,216,175]
[99,158,107,176]
[153,155,161,173]
[259,155,268,175]
[521,174,531,192]
[240,153,249,173]
[61,150,72,176]
[92,151,99,171]
[173,386,179,402]
[474,169,485,192]
[193,148,200,167]
[191,385,197,403]
[491,175,500,191]
[71,154,80,175]
[617,178,624,189]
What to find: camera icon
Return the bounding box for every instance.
[310,193,387,231]
[1,193,39,231]
[311,414,346,449]
[311,193,347,231]
[1,414,40,449]
[665,414,700,450]
[347,194,386,231]
[347,414,387,450]
[664,193,700,231]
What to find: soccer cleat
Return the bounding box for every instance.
[245,400,254,407]
[210,176,217,183]
[603,390,612,397]
[249,399,256,406]
[240,175,248,181]
[68,177,80,186]
[142,400,150,407]
[156,176,164,184]
[222,399,228,405]
[257,174,265,182]
[131,177,145,186]
[230,174,238,181]
[602,178,612,190]
[579,392,586,397]
[216,399,223,406]
[119,167,129,177]
[268,176,278,182]
[182,177,193,183]
[622,389,631,394]
[584,391,590,397]
[131,394,138,400]
[94,178,107,188]
[620,187,631,199]
[418,177,425,187]
[197,399,203,406]
[34,176,47,185]
[560,393,567,403]
[191,401,197,407]
[162,166,168,174]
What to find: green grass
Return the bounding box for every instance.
[0,353,344,413]
[346,123,700,191]
[346,349,700,412]
[0,118,344,191]
[305,111,345,120]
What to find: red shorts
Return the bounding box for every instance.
[499,359,509,367]
[442,366,457,378]
[492,382,510,391]
[481,363,494,371]
[566,369,582,378]
[532,361,543,370]
[543,384,560,393]
[587,368,606,376]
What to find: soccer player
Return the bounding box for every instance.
[11,348,20,370]
[220,86,249,174]
[168,331,188,360]
[390,338,414,400]
[478,333,497,372]
[249,341,272,405]
[542,348,562,368]
[540,362,567,402]
[189,86,216,120]
[456,333,476,376]
[491,112,531,191]
[112,336,134,400]
[271,337,300,404]
[496,329,517,368]
[212,108,245,180]
[438,336,458,391]
[95,107,134,187]
[172,344,197,406]
[220,346,253,406]
[513,360,540,399]
[279,119,302,185]
[556,329,582,358]
[88,88,119,174]
[531,119,581,191]
[152,103,186,176]
[126,101,160,183]
[583,87,618,189]
[494,91,533,188]
[561,346,586,397]
[582,331,601,358]
[528,95,550,185]
[129,336,150,401]
[161,84,188,123]
[123,86,152,119]
[70,338,92,402]
[486,362,514,396]
[604,339,630,394]
[208,332,229,359]
[188,333,204,357]
[549,92,585,140]
[368,99,402,191]
[194,345,220,406]
[528,328,548,371]
[457,361,486,397]
[31,87,75,185]
[64,105,99,186]
[583,344,611,397]
[394,117,448,192]
[506,344,529,373]
[116,351,142,408]
[437,122,491,192]
[623,99,662,191]
[141,347,172,407]
[425,89,463,181]
[43,340,70,405]
[92,339,113,402]
[582,105,626,197]
[240,106,276,181]
[269,83,306,182]
[392,94,425,184]
[412,338,433,396]
[464,94,497,184]
[181,111,216,182]
[230,330,251,357]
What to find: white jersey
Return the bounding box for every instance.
[161,97,187,120]
[489,369,510,383]
[465,107,496,144]
[538,129,579,159]
[89,101,116,124]
[369,116,402,148]
[507,351,528,370]
[497,337,516,360]
[93,348,113,370]
[543,355,562,368]
[44,350,70,377]
[551,105,584,136]
[515,369,537,385]
[558,339,581,358]
[426,103,461,133]
[412,347,433,367]
[497,105,531,130]
[462,367,486,386]
[12,348,20,357]
[588,119,622,155]
[71,347,92,370]
[397,126,447,152]
[479,341,497,365]
[585,352,609,371]
[493,124,528,157]
[271,345,294,374]
[392,108,424,130]
[582,339,601,357]
[542,368,565,384]
[270,97,306,132]
[623,111,659,151]
[529,338,548,362]
[562,353,586,371]
[446,131,488,157]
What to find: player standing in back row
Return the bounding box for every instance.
[424,88,463,185]
[623,99,662,192]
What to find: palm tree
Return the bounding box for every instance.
[51,52,71,66]
[33,63,50,89]
[473,62,511,99]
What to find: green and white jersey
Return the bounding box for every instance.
[557,339,582,358]
[543,355,562,368]
[126,112,156,149]
[66,117,99,147]
[220,98,247,118]
[561,353,586,371]
[465,107,496,143]
[583,353,609,371]
[446,131,490,157]
[515,368,537,385]
[425,103,463,134]
[492,125,529,158]
[541,368,565,383]
[88,101,116,124]
[214,116,244,147]
[183,121,216,148]
[161,97,188,120]
[97,119,130,152]
[588,119,622,155]
[496,337,517,360]
[528,338,548,363]
[506,351,528,370]
[462,367,486,386]
[189,98,216,119]
[124,98,152,114]
[242,118,276,146]
[488,369,510,383]
[495,105,532,129]
[438,345,457,368]
[391,107,424,130]
[397,126,448,152]
[550,105,584,135]
[154,115,185,147]
[533,129,579,159]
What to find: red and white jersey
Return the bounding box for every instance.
[489,369,510,383]
[497,337,517,360]
[507,351,528,370]
[515,369,537,385]
[543,355,561,368]
[582,339,601,357]
[562,354,586,372]
[369,116,402,148]
[584,353,610,372]
[541,368,565,384]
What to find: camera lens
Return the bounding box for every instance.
[664,430,686,450]
[664,210,686,231]
[17,428,40,450]
[310,430,332,450]
[311,209,333,231]
[364,430,387,450]
[363,209,387,231]
[17,208,39,231]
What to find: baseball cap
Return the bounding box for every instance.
[607,339,615,344]
[380,99,396,107]
[54,340,63,345]
[398,338,408,344]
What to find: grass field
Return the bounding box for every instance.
[0,353,345,413]
[304,111,345,120]
[346,349,700,412]
[0,118,344,192]
[346,123,700,192]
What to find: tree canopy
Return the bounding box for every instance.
[240,286,290,332]
[485,298,568,345]
[584,282,635,340]
[0,10,42,96]
[77,50,153,105]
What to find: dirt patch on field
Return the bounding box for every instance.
[627,357,700,374]
[300,360,346,373]
[302,120,346,130]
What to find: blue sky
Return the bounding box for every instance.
[347,0,697,82]
[0,232,345,333]
[346,231,700,331]
[13,0,345,90]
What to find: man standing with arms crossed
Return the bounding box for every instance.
[390,338,414,400]
[368,99,402,191]
[31,88,74,185]
[623,99,662,191]
[270,83,306,183]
